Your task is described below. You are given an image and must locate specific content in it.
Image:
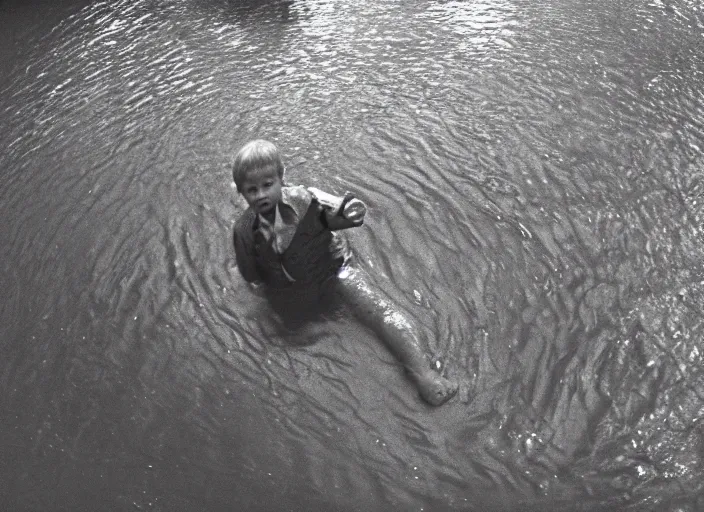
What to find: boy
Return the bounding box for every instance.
[232,139,458,406]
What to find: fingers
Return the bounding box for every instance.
[342,198,366,220]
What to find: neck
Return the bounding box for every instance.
[260,208,276,223]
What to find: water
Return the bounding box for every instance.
[1,0,704,510]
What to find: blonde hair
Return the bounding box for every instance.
[232,139,285,192]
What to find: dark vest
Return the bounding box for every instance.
[233,198,349,289]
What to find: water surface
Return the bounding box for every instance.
[2,0,704,510]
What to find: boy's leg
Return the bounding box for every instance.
[334,265,458,406]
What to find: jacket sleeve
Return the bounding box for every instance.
[233,212,260,283]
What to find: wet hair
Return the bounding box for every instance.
[232,139,285,192]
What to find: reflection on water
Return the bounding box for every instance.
[1,0,704,510]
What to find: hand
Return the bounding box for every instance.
[248,281,266,296]
[341,196,366,226]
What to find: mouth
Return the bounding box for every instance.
[255,200,272,212]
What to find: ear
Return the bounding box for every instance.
[236,194,249,209]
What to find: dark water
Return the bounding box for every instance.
[2,0,704,510]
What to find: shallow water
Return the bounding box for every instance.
[1,0,704,510]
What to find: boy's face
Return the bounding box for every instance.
[240,166,282,216]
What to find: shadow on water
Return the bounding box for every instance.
[0,0,92,85]
[1,0,704,510]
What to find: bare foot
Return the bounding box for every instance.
[414,370,458,406]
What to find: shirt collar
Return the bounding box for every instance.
[252,187,312,253]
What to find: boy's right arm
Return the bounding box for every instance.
[233,217,260,284]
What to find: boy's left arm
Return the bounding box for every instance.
[323,195,366,230]
[308,187,366,231]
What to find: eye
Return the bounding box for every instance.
[246,186,257,194]
[264,181,273,188]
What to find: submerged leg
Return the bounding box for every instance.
[334,265,458,406]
